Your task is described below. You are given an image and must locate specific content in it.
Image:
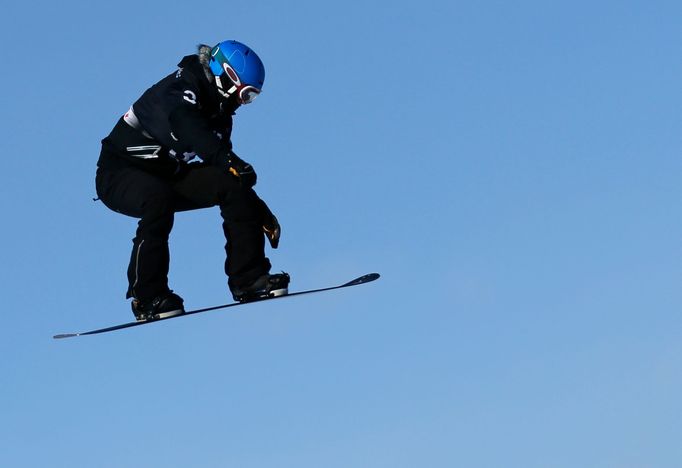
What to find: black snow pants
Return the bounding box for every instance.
[95,121,271,301]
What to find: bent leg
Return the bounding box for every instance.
[96,167,175,300]
[172,164,271,287]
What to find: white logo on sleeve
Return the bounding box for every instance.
[183,90,197,105]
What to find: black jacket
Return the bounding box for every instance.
[100,54,238,175]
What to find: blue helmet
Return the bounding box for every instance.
[209,40,265,104]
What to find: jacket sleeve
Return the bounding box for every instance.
[167,84,232,167]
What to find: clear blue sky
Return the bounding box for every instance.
[1,1,680,466]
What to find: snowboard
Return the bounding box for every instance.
[53,273,380,339]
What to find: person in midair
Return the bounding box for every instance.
[95,40,289,321]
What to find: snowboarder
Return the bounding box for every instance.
[95,40,289,321]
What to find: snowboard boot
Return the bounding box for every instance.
[131,291,185,321]
[230,272,290,303]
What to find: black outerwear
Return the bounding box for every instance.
[98,54,238,175]
[96,53,271,301]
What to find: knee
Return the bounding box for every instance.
[138,194,174,237]
[141,191,174,217]
[138,189,175,231]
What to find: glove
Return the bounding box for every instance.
[263,213,281,249]
[226,151,257,188]
[260,199,281,249]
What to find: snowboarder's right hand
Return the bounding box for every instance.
[226,151,257,188]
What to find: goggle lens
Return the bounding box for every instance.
[240,87,260,104]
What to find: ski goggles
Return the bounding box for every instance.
[213,53,261,104]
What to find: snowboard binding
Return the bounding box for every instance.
[131,292,185,322]
[230,272,290,303]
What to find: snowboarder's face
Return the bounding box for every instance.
[220,94,242,114]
